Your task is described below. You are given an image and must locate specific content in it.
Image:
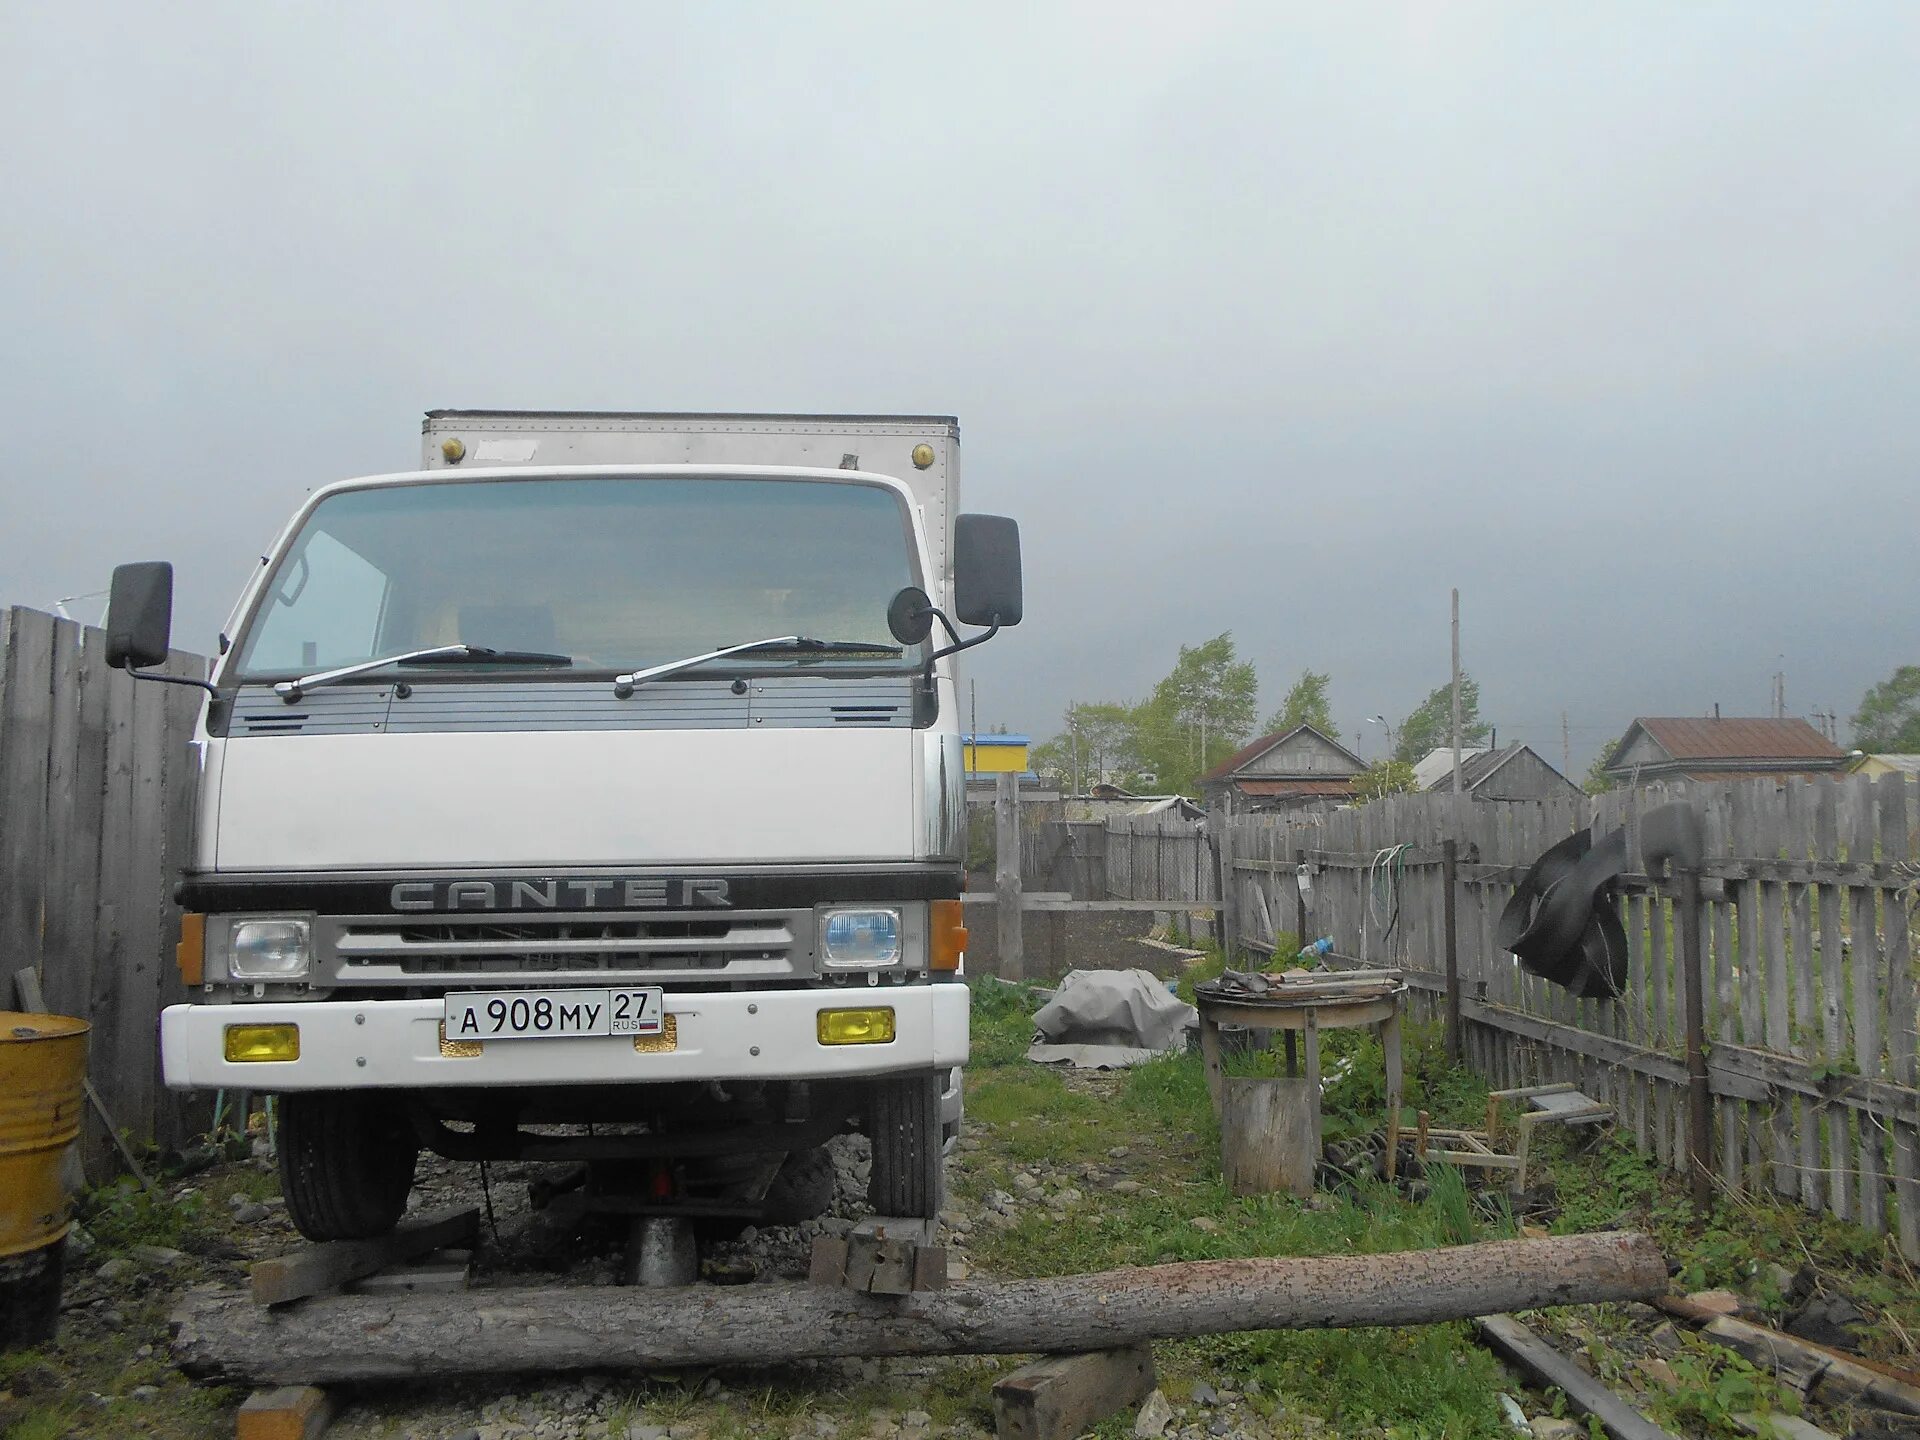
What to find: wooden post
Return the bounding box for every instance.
[991,1344,1156,1440]
[1450,587,1463,794]
[1677,865,1713,1217]
[1442,838,1461,1063]
[236,1385,336,1440]
[1221,1078,1318,1197]
[995,771,1023,980]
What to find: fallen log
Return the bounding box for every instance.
[172,1232,1666,1385]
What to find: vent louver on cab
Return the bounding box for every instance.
[829,705,901,724]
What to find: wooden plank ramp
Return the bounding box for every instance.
[250,1206,478,1306]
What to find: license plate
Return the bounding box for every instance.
[442,987,664,1041]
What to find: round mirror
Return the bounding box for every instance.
[886,586,934,645]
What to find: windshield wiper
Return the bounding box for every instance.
[397,647,574,668]
[275,644,572,703]
[613,636,904,698]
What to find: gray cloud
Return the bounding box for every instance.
[4,3,1915,766]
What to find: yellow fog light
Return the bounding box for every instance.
[910,443,935,469]
[816,1007,896,1046]
[441,437,466,464]
[223,1023,300,1063]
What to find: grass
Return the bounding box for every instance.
[953,986,1528,1440]
[955,979,1913,1438]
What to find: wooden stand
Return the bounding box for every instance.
[1415,1084,1614,1192]
[1196,976,1406,1180]
[809,1215,947,1295]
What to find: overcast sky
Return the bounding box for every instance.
[4,3,1916,768]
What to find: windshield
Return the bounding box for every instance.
[231,476,923,680]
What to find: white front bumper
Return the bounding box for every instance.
[161,985,969,1091]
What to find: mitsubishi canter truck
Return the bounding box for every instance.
[103,411,1020,1255]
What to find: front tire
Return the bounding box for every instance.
[866,1073,942,1218]
[277,1092,418,1241]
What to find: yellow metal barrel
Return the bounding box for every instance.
[0,1011,90,1258]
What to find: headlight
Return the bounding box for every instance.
[820,908,901,969]
[229,919,312,980]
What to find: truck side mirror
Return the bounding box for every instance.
[954,515,1023,628]
[886,586,935,645]
[105,561,176,670]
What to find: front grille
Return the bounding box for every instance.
[314,909,813,988]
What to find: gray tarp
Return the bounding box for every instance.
[1026,968,1198,1069]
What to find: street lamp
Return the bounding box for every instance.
[1366,714,1396,759]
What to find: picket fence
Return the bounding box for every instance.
[1114,777,1920,1257]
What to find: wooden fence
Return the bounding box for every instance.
[1175,777,1920,1258]
[1103,815,1218,906]
[0,605,208,1169]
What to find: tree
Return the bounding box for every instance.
[1132,633,1259,794]
[1262,669,1339,740]
[1852,665,1920,752]
[1353,759,1418,802]
[1032,701,1134,791]
[1394,675,1491,764]
[1582,751,1617,796]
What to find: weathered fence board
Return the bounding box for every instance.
[0,605,206,1168]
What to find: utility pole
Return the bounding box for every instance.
[1450,588,1463,795]
[1561,709,1571,778]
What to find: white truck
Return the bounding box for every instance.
[104,411,1020,1260]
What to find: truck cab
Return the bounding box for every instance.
[104,412,1020,1246]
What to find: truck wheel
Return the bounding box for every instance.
[866,1073,941,1218]
[277,1092,418,1241]
[760,1145,837,1225]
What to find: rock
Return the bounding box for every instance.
[1529,1420,1582,1440]
[67,1225,96,1256]
[1648,1321,1681,1355]
[232,1201,271,1224]
[1190,1381,1218,1406]
[902,1411,931,1429]
[1134,1389,1175,1438]
[131,1244,185,1266]
[94,1257,133,1284]
[1760,1262,1796,1299]
[129,1386,161,1401]
[1635,1357,1679,1390]
[1112,1180,1144,1196]
[1498,1394,1529,1433]
[1730,1416,1836,1440]
[1189,1217,1220,1235]
[1785,1294,1866,1350]
[451,1430,481,1440]
[1055,1189,1082,1206]
[627,1426,669,1440]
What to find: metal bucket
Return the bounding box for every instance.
[0,1010,90,1349]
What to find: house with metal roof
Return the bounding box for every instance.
[1199,724,1365,813]
[1855,753,1920,779]
[1602,716,1850,783]
[1415,743,1583,800]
